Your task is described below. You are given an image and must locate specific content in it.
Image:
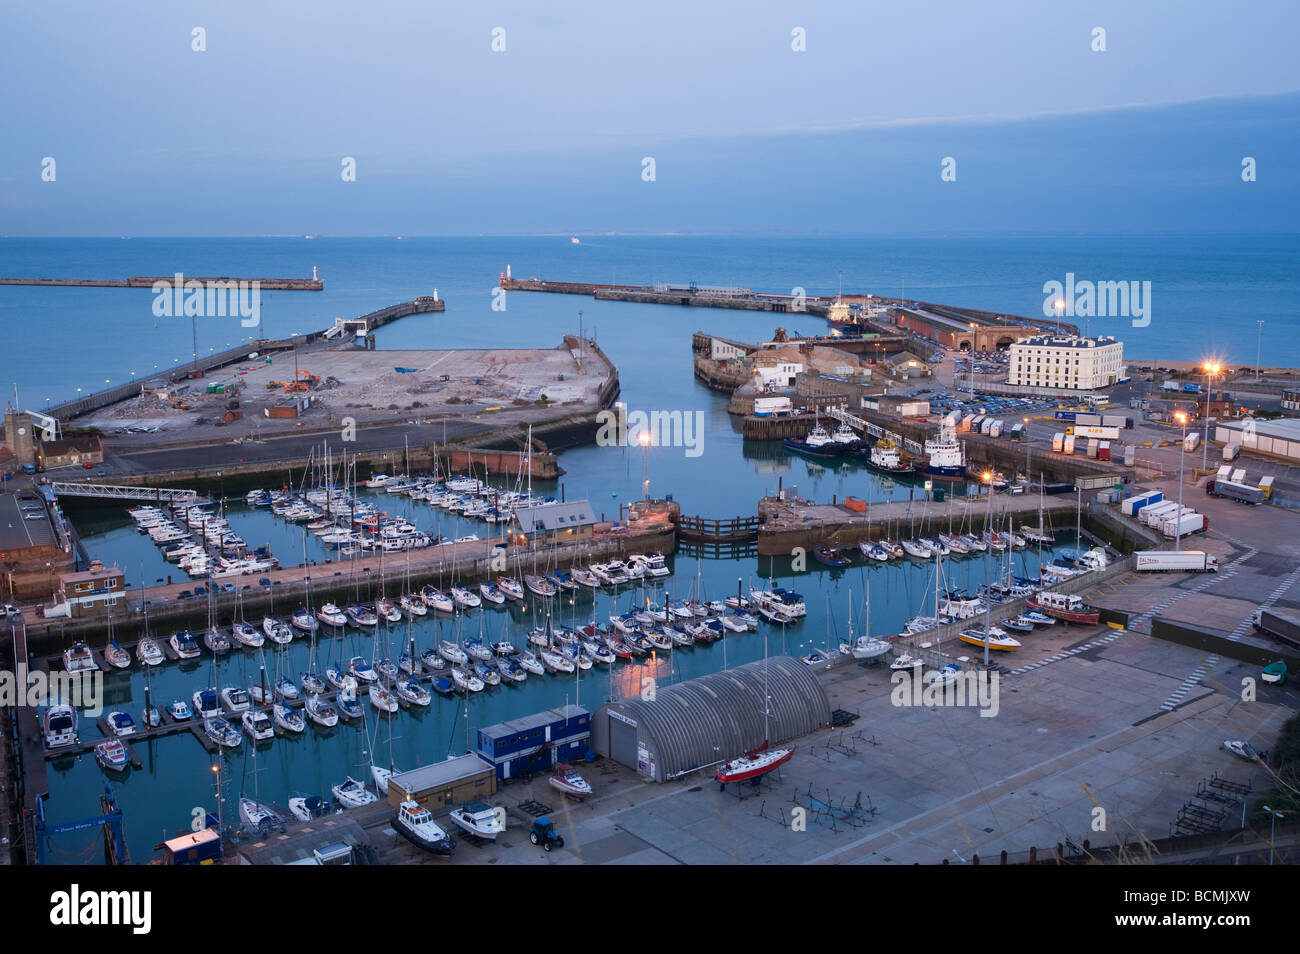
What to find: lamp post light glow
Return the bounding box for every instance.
[1174,411,1188,552]
[1201,362,1221,474]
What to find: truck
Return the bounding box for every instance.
[21,463,35,475]
[1135,550,1218,573]
[1163,380,1181,392]
[988,420,1003,438]
[1053,410,1078,422]
[1252,608,1300,648]
[1139,501,1180,527]
[1101,415,1133,429]
[1075,413,1102,428]
[1183,432,1200,453]
[1063,434,1076,455]
[1160,512,1207,537]
[1076,424,1121,440]
[1121,489,1163,516]
[1222,443,1240,462]
[1052,432,1065,453]
[1207,479,1265,505]
[1009,422,1023,441]
[980,418,995,436]
[1182,382,1202,394]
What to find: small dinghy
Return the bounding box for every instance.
[448,801,505,841]
[548,764,593,800]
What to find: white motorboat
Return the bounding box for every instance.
[394,800,455,854]
[63,641,98,673]
[332,776,379,809]
[168,699,193,721]
[316,603,348,628]
[548,765,593,799]
[43,704,78,748]
[447,801,505,841]
[170,631,202,659]
[221,687,251,713]
[242,708,275,741]
[1223,740,1258,761]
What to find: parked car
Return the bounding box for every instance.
[193,585,207,596]
[220,582,236,593]
[177,590,193,600]
[258,577,272,587]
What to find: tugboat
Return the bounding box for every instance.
[394,800,456,854]
[922,419,967,481]
[783,424,843,460]
[858,435,916,475]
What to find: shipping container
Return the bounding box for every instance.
[989,420,1003,438]
[1063,434,1076,455]
[1098,441,1111,461]
[1101,415,1133,429]
[1222,443,1240,462]
[1138,501,1180,526]
[980,418,995,435]
[1183,432,1200,453]
[1052,432,1065,452]
[1163,381,1181,392]
[1161,512,1207,537]
[1121,490,1163,515]
[1123,444,1135,466]
[1086,438,1099,459]
[1252,608,1300,647]
[1009,422,1024,441]
[1075,413,1102,428]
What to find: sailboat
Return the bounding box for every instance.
[715,628,795,786]
[841,584,890,660]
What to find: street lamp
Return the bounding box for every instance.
[1256,321,1264,383]
[639,430,651,500]
[1174,411,1187,552]
[1262,804,1284,865]
[1201,362,1221,474]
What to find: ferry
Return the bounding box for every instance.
[922,420,967,480]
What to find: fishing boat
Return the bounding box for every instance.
[204,717,241,748]
[63,641,98,673]
[43,704,78,748]
[95,739,129,773]
[394,800,456,854]
[859,435,916,474]
[715,741,795,785]
[811,543,851,568]
[291,608,320,632]
[289,795,329,822]
[170,631,201,659]
[316,603,348,628]
[448,802,505,841]
[548,764,593,799]
[332,776,379,809]
[305,693,339,727]
[273,703,305,733]
[1025,591,1100,624]
[136,635,165,666]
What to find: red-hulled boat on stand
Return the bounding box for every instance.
[1025,591,1100,625]
[715,741,795,786]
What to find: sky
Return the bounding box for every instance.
[1,0,1298,235]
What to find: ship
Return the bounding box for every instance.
[923,420,967,480]
[858,435,915,475]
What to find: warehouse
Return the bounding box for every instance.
[1215,417,1300,464]
[592,655,831,782]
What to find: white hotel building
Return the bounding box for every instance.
[1007,335,1125,391]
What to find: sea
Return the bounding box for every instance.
[3,233,1296,861]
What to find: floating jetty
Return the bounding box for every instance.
[0,275,323,290]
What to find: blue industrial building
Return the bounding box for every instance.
[476,705,590,781]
